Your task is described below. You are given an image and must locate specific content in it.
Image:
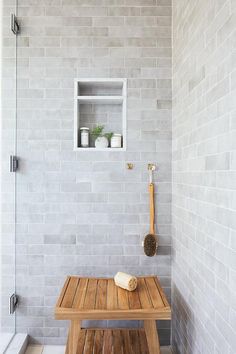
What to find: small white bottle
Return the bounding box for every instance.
[111,134,122,148]
[80,127,89,147]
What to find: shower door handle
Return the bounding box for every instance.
[9,293,18,314]
[11,13,20,35]
[10,155,19,172]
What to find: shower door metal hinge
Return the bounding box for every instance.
[11,13,20,35]
[9,293,18,314]
[10,155,19,172]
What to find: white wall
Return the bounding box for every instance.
[1,0,172,345]
[172,0,236,353]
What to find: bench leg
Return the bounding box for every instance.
[144,320,160,354]
[65,320,81,354]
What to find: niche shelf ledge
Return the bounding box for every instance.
[74,147,125,152]
[76,96,124,104]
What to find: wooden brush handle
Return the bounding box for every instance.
[149,183,155,234]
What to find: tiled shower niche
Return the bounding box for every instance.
[74,78,127,151]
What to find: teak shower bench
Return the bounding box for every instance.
[55,276,171,354]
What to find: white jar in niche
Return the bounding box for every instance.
[111,134,122,148]
[95,136,109,149]
[80,127,89,147]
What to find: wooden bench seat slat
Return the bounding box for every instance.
[138,278,153,309]
[103,329,112,354]
[145,277,164,308]
[117,286,129,310]
[130,329,140,354]
[154,277,170,308]
[76,329,86,354]
[95,279,107,310]
[113,329,123,354]
[94,329,103,354]
[107,279,117,310]
[123,329,133,354]
[84,329,95,354]
[56,276,70,308]
[83,279,98,310]
[61,277,79,308]
[139,329,149,354]
[72,278,88,309]
[128,287,141,310]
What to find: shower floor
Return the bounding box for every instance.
[25,345,172,354]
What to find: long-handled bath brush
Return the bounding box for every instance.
[143,166,158,257]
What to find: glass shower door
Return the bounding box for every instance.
[0,0,18,351]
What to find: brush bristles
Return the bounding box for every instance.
[143,234,158,257]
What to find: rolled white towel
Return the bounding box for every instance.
[114,272,137,291]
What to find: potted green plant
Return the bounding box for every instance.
[91,125,113,149]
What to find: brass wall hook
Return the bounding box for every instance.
[126,163,134,170]
[148,163,156,171]
[148,163,156,184]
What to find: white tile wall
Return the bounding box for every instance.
[172,0,236,353]
[1,0,172,346]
